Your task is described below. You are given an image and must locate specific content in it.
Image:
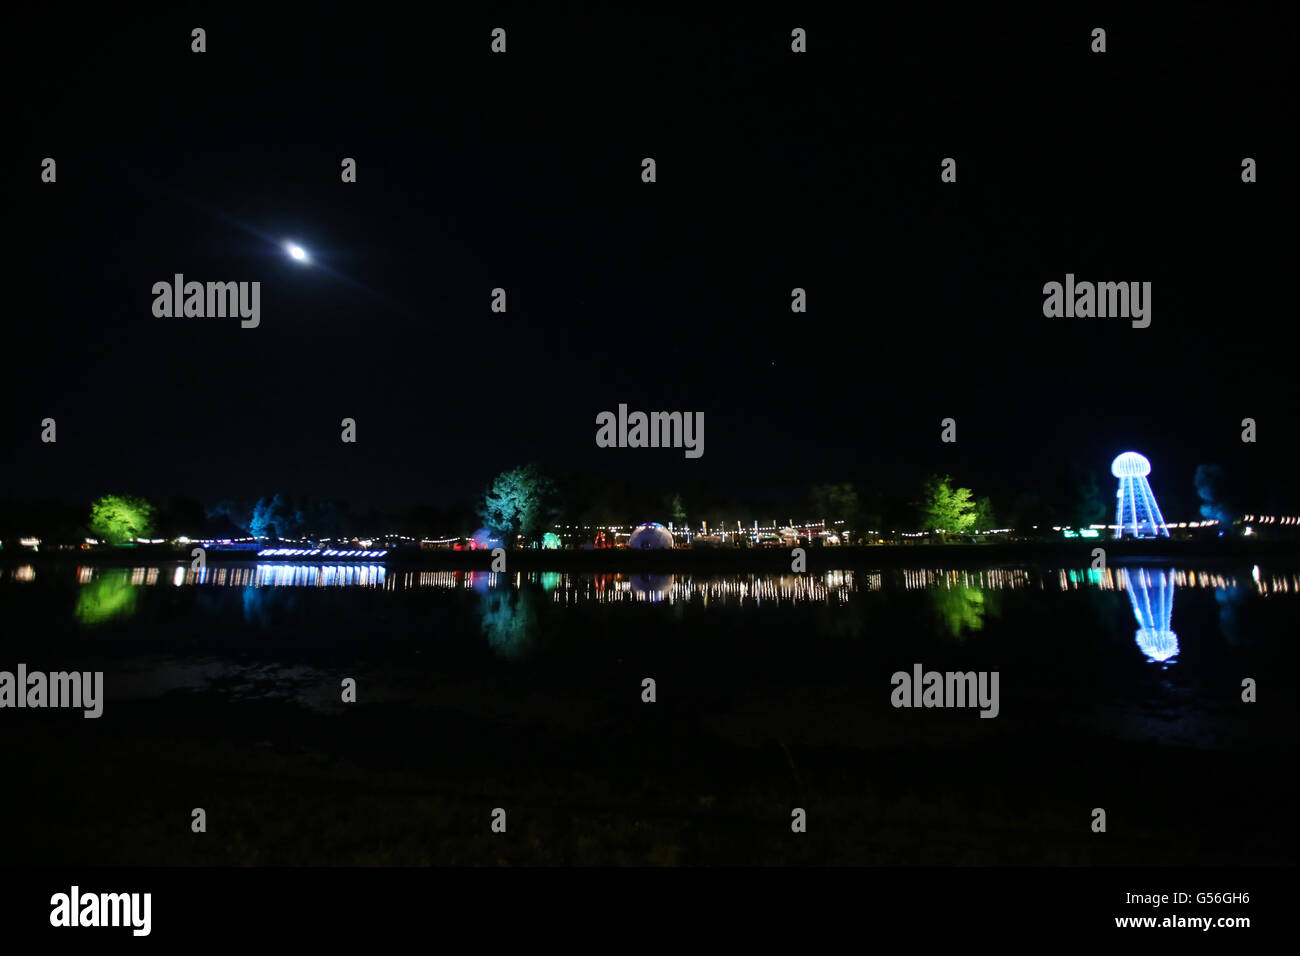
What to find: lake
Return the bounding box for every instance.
[2,560,1296,865]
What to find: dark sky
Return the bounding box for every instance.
[8,7,1295,520]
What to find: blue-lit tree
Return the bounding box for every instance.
[248,493,306,540]
[478,464,558,546]
[1194,464,1236,526]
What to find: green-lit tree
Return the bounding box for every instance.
[920,475,977,539]
[478,463,558,546]
[89,494,156,544]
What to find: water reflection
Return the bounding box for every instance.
[930,585,1000,638]
[480,587,540,660]
[231,563,387,588]
[1216,576,1248,646]
[13,562,1300,599]
[562,571,864,605]
[24,561,1300,659]
[10,560,1298,741]
[628,574,673,602]
[242,583,276,627]
[1122,568,1179,664]
[74,570,139,624]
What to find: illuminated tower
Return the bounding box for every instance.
[1123,567,1179,663]
[1111,451,1169,538]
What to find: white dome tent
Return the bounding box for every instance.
[628,522,674,549]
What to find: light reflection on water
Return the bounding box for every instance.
[20,562,1296,609]
[74,570,139,625]
[1123,568,1179,665]
[6,562,1295,665]
[5,561,1286,669]
[2,561,1291,744]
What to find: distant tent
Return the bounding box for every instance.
[628,522,674,549]
[471,528,503,550]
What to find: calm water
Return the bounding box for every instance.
[4,559,1298,864]
[3,561,1295,742]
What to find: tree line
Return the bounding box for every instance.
[0,461,1251,547]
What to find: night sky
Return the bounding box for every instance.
[9,8,1294,520]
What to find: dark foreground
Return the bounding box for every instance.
[3,559,1296,866]
[9,688,1295,867]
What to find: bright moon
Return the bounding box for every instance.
[286,243,309,263]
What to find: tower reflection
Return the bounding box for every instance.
[1123,567,1179,663]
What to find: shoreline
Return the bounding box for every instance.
[5,539,1298,571]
